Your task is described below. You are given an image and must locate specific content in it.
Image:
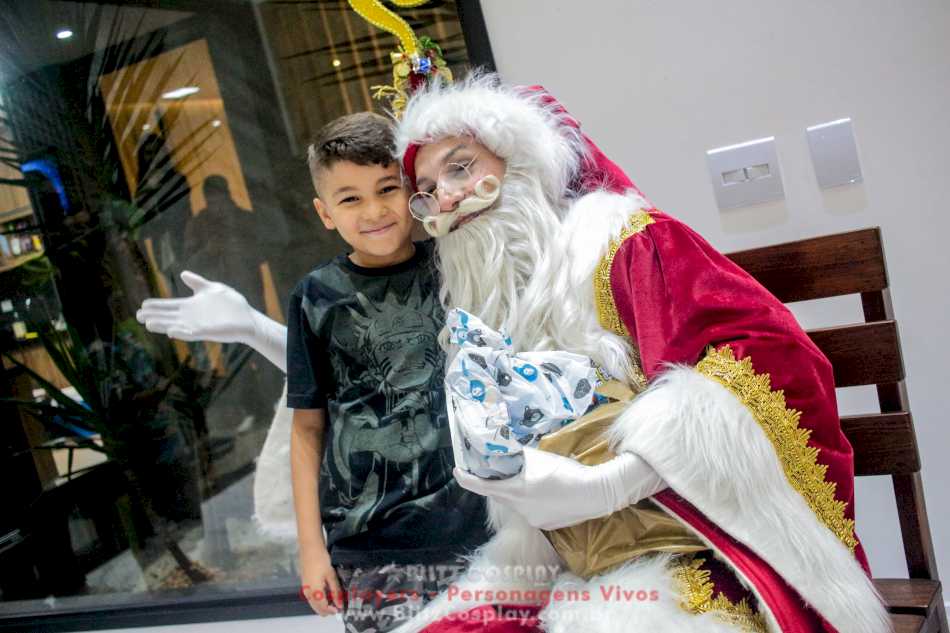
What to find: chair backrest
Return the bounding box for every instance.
[725,228,938,581]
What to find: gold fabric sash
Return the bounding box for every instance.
[538,381,705,579]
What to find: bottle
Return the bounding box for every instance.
[11,307,26,340]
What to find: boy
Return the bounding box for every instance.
[287,112,490,633]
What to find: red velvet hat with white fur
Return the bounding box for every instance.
[397,73,642,201]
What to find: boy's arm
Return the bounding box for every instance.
[291,407,342,616]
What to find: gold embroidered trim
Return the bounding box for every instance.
[696,345,858,552]
[593,210,653,388]
[672,557,767,633]
[593,210,654,338]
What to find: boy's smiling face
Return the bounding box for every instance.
[314,160,414,268]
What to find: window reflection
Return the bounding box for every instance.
[0,0,473,621]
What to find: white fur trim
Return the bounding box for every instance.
[391,497,774,633]
[560,190,650,295]
[396,73,584,210]
[540,555,745,633]
[394,530,758,633]
[608,367,890,633]
[545,190,651,383]
[252,382,298,542]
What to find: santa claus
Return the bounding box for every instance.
[378,73,890,633]
[137,73,890,633]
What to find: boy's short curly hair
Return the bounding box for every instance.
[307,112,397,196]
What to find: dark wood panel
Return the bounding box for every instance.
[891,613,927,633]
[840,413,920,475]
[894,472,942,580]
[807,321,904,387]
[875,578,942,614]
[726,228,887,303]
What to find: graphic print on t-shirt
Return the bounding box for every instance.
[317,273,454,545]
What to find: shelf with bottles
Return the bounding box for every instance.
[0,307,64,349]
[0,250,44,274]
[0,272,65,351]
[0,216,44,273]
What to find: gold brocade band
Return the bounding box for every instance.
[592,209,654,389]
[538,381,706,579]
[593,210,654,339]
[671,556,768,633]
[695,345,858,552]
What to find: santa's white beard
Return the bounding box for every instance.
[435,172,637,384]
[435,170,555,349]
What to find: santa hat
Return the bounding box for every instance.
[397,73,641,201]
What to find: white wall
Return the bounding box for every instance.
[64,1,950,631]
[478,0,949,582]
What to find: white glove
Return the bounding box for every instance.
[453,446,667,530]
[136,271,289,373]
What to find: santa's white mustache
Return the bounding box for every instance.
[421,175,501,238]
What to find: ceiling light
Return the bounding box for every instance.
[142,123,152,131]
[211,119,221,128]
[56,29,74,40]
[332,59,341,68]
[160,86,200,100]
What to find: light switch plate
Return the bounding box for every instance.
[706,136,784,210]
[806,118,862,189]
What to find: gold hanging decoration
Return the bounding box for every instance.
[347,0,453,115]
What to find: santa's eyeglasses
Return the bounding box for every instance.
[408,156,482,220]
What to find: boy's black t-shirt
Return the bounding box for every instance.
[286,240,489,565]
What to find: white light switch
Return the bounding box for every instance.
[806,118,862,189]
[706,136,784,210]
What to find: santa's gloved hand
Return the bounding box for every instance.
[453,447,666,530]
[136,271,288,372]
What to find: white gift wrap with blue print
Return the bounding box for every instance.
[445,309,602,479]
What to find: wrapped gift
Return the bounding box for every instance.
[444,308,603,479]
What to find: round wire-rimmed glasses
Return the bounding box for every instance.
[408,157,479,221]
